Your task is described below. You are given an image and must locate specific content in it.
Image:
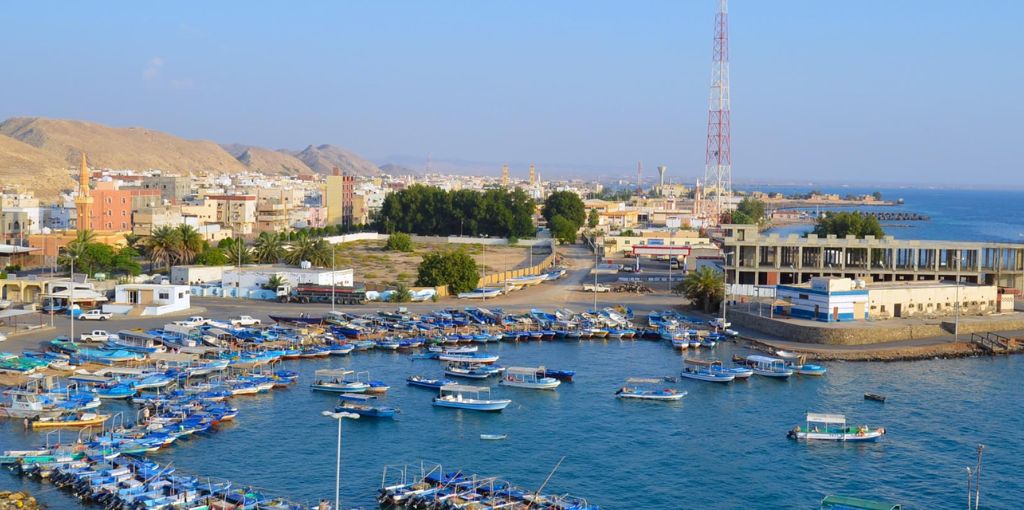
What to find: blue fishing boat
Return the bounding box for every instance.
[744,355,795,378]
[444,362,503,379]
[679,359,735,383]
[406,375,455,389]
[335,400,397,419]
[616,378,687,401]
[538,368,575,382]
[310,369,369,393]
[432,384,511,412]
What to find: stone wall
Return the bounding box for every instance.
[730,310,946,345]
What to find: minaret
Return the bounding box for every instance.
[528,164,536,186]
[75,153,94,231]
[501,165,510,186]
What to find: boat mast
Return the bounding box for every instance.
[525,456,565,510]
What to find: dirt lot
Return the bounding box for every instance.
[332,240,535,289]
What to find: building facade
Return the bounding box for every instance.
[774,277,869,322]
[325,169,354,227]
[141,175,191,203]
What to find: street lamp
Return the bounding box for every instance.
[321,410,359,510]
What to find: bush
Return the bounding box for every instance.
[385,232,414,252]
[390,283,413,303]
[549,215,578,244]
[416,249,480,294]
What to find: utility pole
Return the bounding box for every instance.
[69,255,75,342]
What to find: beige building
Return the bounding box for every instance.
[324,170,354,226]
[206,194,257,236]
[601,229,713,257]
[865,281,1010,319]
[132,205,184,237]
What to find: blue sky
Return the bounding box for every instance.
[1,1,1021,185]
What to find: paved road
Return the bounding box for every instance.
[1,243,682,354]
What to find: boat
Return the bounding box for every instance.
[32,412,110,428]
[432,384,511,412]
[538,368,575,382]
[406,375,455,390]
[499,367,561,390]
[437,352,499,364]
[480,434,508,440]
[107,331,166,354]
[715,364,754,379]
[457,288,502,299]
[336,393,378,403]
[820,495,901,510]
[864,393,886,403]
[615,378,687,401]
[679,359,735,383]
[267,314,323,325]
[335,401,397,419]
[787,413,886,442]
[777,351,828,376]
[505,274,546,286]
[744,355,795,378]
[444,362,503,379]
[310,369,369,393]
[1,390,66,419]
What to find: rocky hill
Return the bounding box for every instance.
[292,144,381,177]
[221,144,314,176]
[0,134,74,200]
[0,117,246,175]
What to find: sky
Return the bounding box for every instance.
[1,1,1022,186]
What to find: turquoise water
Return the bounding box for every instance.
[754,187,1024,242]
[3,339,1022,509]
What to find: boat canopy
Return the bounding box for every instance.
[314,369,354,378]
[684,358,722,366]
[506,366,543,375]
[820,495,901,510]
[747,355,784,364]
[439,384,489,393]
[117,330,159,341]
[625,378,664,384]
[807,413,847,425]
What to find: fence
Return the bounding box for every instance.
[476,246,556,287]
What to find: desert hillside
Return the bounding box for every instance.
[292,144,381,177]
[0,134,75,200]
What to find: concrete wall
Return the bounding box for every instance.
[868,284,997,319]
[730,310,946,345]
[170,265,230,285]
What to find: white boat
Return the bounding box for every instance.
[438,352,499,364]
[457,288,503,299]
[776,351,828,376]
[504,274,546,286]
[788,413,885,442]
[744,355,794,378]
[0,390,65,419]
[500,367,561,390]
[679,359,735,383]
[432,384,511,412]
[310,369,370,393]
[615,378,686,401]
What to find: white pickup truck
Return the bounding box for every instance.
[78,309,112,321]
[230,315,262,327]
[582,283,611,293]
[79,330,112,342]
[183,316,210,326]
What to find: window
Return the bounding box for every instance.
[880,305,886,312]
[799,294,809,300]
[158,292,170,300]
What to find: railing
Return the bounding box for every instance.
[969,332,1013,353]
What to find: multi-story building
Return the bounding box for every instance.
[89,182,161,232]
[141,175,191,203]
[722,224,1024,291]
[325,169,354,227]
[206,194,257,237]
[132,205,184,237]
[0,193,42,245]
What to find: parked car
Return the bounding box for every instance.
[708,317,731,329]
[78,309,112,321]
[582,283,611,293]
[230,315,262,327]
[80,330,112,342]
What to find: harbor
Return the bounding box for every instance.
[1,305,1021,508]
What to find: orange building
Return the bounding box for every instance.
[89,181,160,232]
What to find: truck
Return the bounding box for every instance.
[275,284,366,305]
[78,309,112,321]
[582,283,611,293]
[230,315,262,327]
[183,316,210,326]
[79,330,111,342]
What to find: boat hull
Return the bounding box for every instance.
[432,398,510,412]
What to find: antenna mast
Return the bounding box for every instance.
[703,0,732,223]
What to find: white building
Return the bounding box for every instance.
[103,283,191,316]
[170,265,231,285]
[222,265,354,293]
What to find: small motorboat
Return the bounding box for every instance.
[432,384,511,412]
[788,413,886,442]
[32,412,110,429]
[335,401,397,419]
[480,434,508,441]
[864,393,886,403]
[615,378,687,401]
[500,367,561,390]
[406,375,455,390]
[679,359,735,383]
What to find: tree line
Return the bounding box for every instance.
[378,185,535,239]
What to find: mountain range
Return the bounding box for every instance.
[0,116,386,200]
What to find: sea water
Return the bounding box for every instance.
[2,339,1022,509]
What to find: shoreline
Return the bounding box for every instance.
[740,337,990,362]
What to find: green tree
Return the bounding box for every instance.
[416,249,480,293]
[253,232,286,263]
[812,212,885,238]
[145,225,182,272]
[285,235,333,267]
[263,274,287,290]
[175,225,205,265]
[731,197,766,225]
[110,246,142,276]
[675,266,725,312]
[384,232,414,252]
[587,208,600,229]
[221,238,254,265]
[194,247,229,266]
[542,191,586,230]
[871,191,883,201]
[549,215,578,244]
[390,283,413,303]
[378,184,535,238]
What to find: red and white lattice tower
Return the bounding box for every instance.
[703,0,732,223]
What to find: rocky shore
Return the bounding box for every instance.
[0,492,41,510]
[740,337,988,362]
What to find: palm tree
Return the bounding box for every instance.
[223,238,254,265]
[175,225,205,265]
[144,225,181,273]
[284,235,333,267]
[676,266,725,312]
[57,229,95,271]
[253,232,285,263]
[263,274,287,290]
